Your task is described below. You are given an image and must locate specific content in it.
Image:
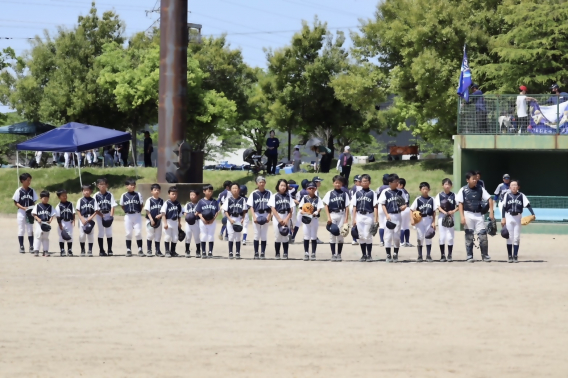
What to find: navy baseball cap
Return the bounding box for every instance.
[353,175,361,182]
[382,173,390,180]
[312,176,323,182]
[503,174,511,179]
[307,181,317,189]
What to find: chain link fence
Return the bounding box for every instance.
[458,94,568,135]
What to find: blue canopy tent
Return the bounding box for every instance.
[16,122,132,186]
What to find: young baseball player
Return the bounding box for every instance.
[287,180,298,242]
[94,178,117,256]
[493,173,511,206]
[323,175,350,261]
[311,176,325,244]
[222,183,249,259]
[353,174,379,262]
[247,176,272,259]
[160,186,183,258]
[456,171,494,263]
[195,184,220,259]
[410,182,436,262]
[397,178,412,247]
[349,175,362,245]
[55,190,75,257]
[239,185,249,246]
[13,172,38,253]
[31,190,56,257]
[379,174,407,263]
[268,179,293,259]
[183,189,201,258]
[292,179,309,243]
[375,173,390,247]
[434,178,457,262]
[120,179,144,257]
[144,184,164,257]
[218,180,232,241]
[475,170,485,188]
[501,179,535,263]
[299,181,324,261]
[76,184,99,257]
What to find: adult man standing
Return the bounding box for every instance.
[120,141,130,167]
[547,83,568,105]
[143,131,154,168]
[337,146,353,184]
[469,83,487,133]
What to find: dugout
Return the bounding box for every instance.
[453,134,568,234]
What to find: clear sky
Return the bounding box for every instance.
[0,0,378,114]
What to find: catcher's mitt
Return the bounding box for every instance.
[370,222,379,236]
[340,223,350,237]
[486,219,497,236]
[302,203,314,215]
[521,214,536,225]
[441,215,454,228]
[395,196,406,208]
[410,210,422,226]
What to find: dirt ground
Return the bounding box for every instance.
[0,215,567,377]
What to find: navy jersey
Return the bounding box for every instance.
[379,188,404,214]
[217,189,229,205]
[296,189,309,202]
[144,197,164,219]
[268,192,292,213]
[76,197,98,217]
[57,202,75,222]
[223,196,248,216]
[95,191,116,214]
[376,184,389,196]
[401,188,410,206]
[494,183,510,202]
[502,192,530,214]
[411,196,435,216]
[435,192,456,212]
[322,189,349,212]
[478,179,485,188]
[33,203,55,223]
[120,191,143,214]
[247,190,272,213]
[12,187,38,208]
[355,189,378,213]
[161,200,182,220]
[184,202,199,216]
[196,198,220,219]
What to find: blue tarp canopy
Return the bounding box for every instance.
[16,122,131,152]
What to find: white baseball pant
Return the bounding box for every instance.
[291,206,296,228]
[95,214,113,238]
[57,220,74,242]
[124,213,142,240]
[378,210,386,230]
[162,219,179,243]
[17,209,33,237]
[295,207,302,226]
[505,213,522,246]
[35,152,42,164]
[242,213,249,232]
[272,217,289,243]
[146,219,162,242]
[86,152,92,164]
[226,215,243,242]
[199,220,217,242]
[252,212,269,241]
[464,212,485,234]
[384,213,401,248]
[302,217,319,241]
[78,222,95,243]
[64,152,71,168]
[184,221,200,244]
[355,213,374,244]
[415,216,433,246]
[329,211,346,244]
[33,223,50,251]
[437,216,454,246]
[401,208,411,230]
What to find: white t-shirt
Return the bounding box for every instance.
[516,95,528,117]
[293,150,301,161]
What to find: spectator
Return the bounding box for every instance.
[292,145,302,172]
[469,83,487,133]
[265,130,279,175]
[103,146,114,167]
[120,141,130,167]
[516,85,537,133]
[311,144,332,173]
[547,83,568,105]
[144,131,154,168]
[337,146,353,184]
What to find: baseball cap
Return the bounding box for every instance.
[551,83,560,90]
[344,146,351,151]
[307,181,317,189]
[382,173,390,180]
[471,83,479,89]
[312,176,323,182]
[353,175,361,182]
[519,85,528,92]
[503,174,511,179]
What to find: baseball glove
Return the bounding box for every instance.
[521,214,536,225]
[395,196,406,208]
[370,222,379,236]
[410,210,422,226]
[441,215,454,228]
[302,203,314,215]
[340,223,350,237]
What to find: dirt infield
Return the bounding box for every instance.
[1,216,567,377]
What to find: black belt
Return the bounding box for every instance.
[101,210,110,214]
[357,211,371,215]
[508,212,520,216]
[388,211,400,214]
[256,209,268,214]
[278,210,289,214]
[229,213,241,217]
[330,209,345,213]
[468,210,481,214]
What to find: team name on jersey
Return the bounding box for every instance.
[36,209,52,217]
[201,204,217,211]
[275,199,290,206]
[506,198,523,206]
[59,207,74,215]
[387,196,399,204]
[122,199,140,206]
[357,196,373,203]
[20,194,34,201]
[419,203,433,211]
[80,202,96,210]
[254,198,269,205]
[329,196,344,204]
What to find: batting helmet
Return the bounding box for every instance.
[386,220,397,230]
[480,200,490,215]
[425,226,435,239]
[239,185,248,197]
[83,220,95,235]
[351,225,359,239]
[185,212,197,225]
[178,228,186,242]
[60,228,72,241]
[278,224,289,236]
[256,215,267,225]
[40,222,52,232]
[301,215,313,225]
[232,221,243,233]
[501,225,510,239]
[202,212,214,221]
[326,223,340,236]
[102,213,114,228]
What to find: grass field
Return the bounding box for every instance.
[0,159,453,214]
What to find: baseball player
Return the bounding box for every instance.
[378,174,406,263]
[63,152,71,169]
[397,178,413,247]
[493,173,511,207]
[31,190,56,257]
[239,185,250,246]
[94,178,117,256]
[375,173,390,247]
[120,179,144,257]
[501,179,535,263]
[76,184,99,257]
[160,186,183,258]
[217,180,232,241]
[352,174,379,262]
[299,181,324,261]
[247,176,272,259]
[34,151,42,166]
[268,179,293,259]
[475,170,485,188]
[55,189,75,257]
[323,175,350,261]
[195,184,220,259]
[222,183,249,259]
[13,172,38,253]
[292,179,309,243]
[434,178,457,262]
[349,175,362,245]
[287,180,298,241]
[456,171,494,263]
[183,189,201,258]
[410,182,436,262]
[144,184,164,257]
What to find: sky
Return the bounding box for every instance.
[0,0,379,114]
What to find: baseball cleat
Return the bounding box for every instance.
[34,250,39,257]
[43,251,49,257]
[185,251,191,258]
[242,240,246,246]
[107,250,113,256]
[195,251,201,258]
[336,254,342,262]
[482,255,491,263]
[254,253,259,260]
[229,252,234,259]
[304,253,309,261]
[447,254,452,262]
[275,253,281,260]
[416,255,423,263]
[366,255,373,262]
[99,251,108,257]
[19,246,25,254]
[379,242,384,247]
[81,250,86,257]
[406,243,414,247]
[351,241,358,245]
[147,250,153,257]
[282,253,288,259]
[310,253,316,261]
[60,250,66,257]
[260,252,266,260]
[426,255,433,262]
[508,256,513,263]
[385,254,391,263]
[331,254,337,262]
[67,250,73,257]
[165,251,172,258]
[316,238,323,244]
[359,255,366,262]
[207,251,213,258]
[87,250,93,257]
[155,251,164,257]
[466,255,474,263]
[440,255,447,262]
[236,252,241,259]
[513,256,519,263]
[126,249,132,257]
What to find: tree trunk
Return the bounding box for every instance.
[131,123,137,166]
[287,124,292,162]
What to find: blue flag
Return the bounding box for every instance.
[457,45,472,102]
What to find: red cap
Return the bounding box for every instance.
[519,85,528,92]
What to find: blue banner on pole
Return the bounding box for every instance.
[457,45,472,102]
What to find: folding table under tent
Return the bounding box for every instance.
[16,122,132,187]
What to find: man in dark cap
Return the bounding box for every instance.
[469,83,487,133]
[547,83,568,105]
